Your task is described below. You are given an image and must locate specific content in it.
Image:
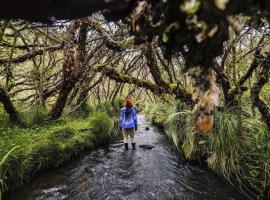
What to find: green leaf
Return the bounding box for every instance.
[180,0,201,15]
[0,146,20,166]
[162,23,180,43]
[199,140,206,145]
[182,140,191,158]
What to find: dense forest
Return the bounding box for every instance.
[0,0,270,199]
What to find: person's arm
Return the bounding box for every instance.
[119,109,124,129]
[132,108,138,131]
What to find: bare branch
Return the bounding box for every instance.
[0,44,64,64]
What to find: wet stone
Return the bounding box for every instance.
[139,144,154,149]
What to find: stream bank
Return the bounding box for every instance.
[10,115,246,200]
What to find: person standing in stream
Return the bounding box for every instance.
[120,99,138,150]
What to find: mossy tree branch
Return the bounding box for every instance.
[213,38,266,107]
[144,41,170,91]
[92,64,192,104]
[0,44,64,64]
[251,52,270,130]
[86,19,134,52]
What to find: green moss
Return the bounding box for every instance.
[93,65,159,93]
[0,115,115,197]
[51,128,75,140]
[169,83,178,90]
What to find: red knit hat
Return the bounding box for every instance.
[124,99,133,107]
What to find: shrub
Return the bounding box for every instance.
[68,102,96,118]
[0,114,10,130]
[146,101,270,199]
[96,99,124,117]
[0,105,117,198]
[112,98,124,114]
[89,112,114,145]
[207,110,243,185]
[0,146,20,199]
[20,105,47,127]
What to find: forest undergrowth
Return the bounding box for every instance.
[145,101,270,199]
[0,100,122,199]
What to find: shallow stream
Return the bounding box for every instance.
[10,115,246,200]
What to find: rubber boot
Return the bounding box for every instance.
[132,143,136,150]
[124,143,129,150]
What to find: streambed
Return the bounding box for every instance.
[10,115,246,200]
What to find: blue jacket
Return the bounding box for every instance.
[120,107,137,128]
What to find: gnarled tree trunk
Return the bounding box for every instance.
[48,20,84,120]
[251,53,270,130]
[0,87,21,124]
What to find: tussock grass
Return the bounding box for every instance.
[89,112,114,145]
[97,99,123,117]
[20,105,47,126]
[0,110,116,198]
[145,101,270,199]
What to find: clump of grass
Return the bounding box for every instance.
[206,110,243,187]
[96,100,122,117]
[198,110,270,198]
[20,105,47,127]
[240,118,270,198]
[0,112,115,198]
[68,101,96,118]
[145,101,270,199]
[111,115,121,136]
[0,114,10,130]
[51,127,75,140]
[89,112,114,145]
[0,146,20,199]
[164,105,193,151]
[144,101,170,127]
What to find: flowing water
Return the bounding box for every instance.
[10,115,247,200]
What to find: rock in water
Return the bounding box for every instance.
[145,127,150,131]
[139,144,154,149]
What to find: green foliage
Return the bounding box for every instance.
[89,112,113,145]
[0,114,10,130]
[68,98,123,120]
[95,100,122,136]
[20,105,47,127]
[162,23,180,43]
[69,101,96,118]
[144,101,170,127]
[51,128,75,140]
[165,108,194,152]
[84,102,96,115]
[96,99,123,117]
[113,98,124,111]
[145,101,270,198]
[200,110,243,192]
[0,112,115,197]
[0,146,20,199]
